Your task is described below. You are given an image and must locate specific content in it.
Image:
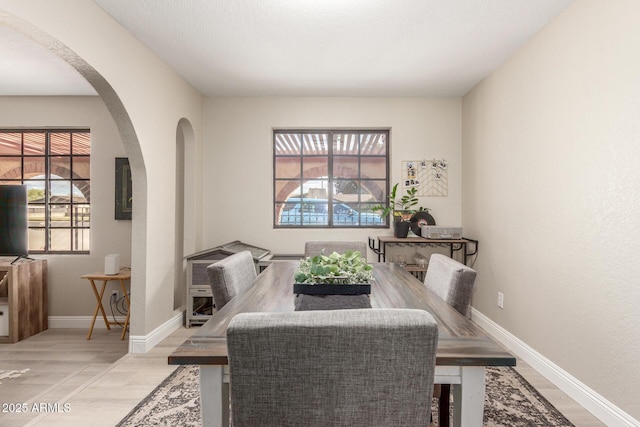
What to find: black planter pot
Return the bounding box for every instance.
[394,221,411,238]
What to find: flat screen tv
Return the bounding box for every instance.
[0,185,29,261]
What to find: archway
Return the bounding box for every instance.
[0,12,148,340]
[174,118,196,311]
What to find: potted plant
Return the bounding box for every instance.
[293,250,373,295]
[371,183,419,237]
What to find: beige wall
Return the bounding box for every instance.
[0,96,131,317]
[462,0,640,419]
[0,0,204,337]
[202,97,462,257]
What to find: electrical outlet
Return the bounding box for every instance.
[497,292,504,309]
[112,290,120,300]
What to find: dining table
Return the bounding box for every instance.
[168,261,516,427]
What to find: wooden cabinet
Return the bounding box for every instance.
[0,259,48,344]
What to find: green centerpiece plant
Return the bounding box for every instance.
[295,250,373,284]
[293,250,373,295]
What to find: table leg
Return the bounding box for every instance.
[452,366,485,427]
[200,366,227,427]
[87,280,110,340]
[119,278,130,340]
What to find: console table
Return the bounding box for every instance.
[368,236,478,265]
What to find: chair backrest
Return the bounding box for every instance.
[227,309,438,427]
[206,251,257,310]
[423,254,477,316]
[304,240,368,260]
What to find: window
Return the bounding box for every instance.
[274,130,389,228]
[0,130,90,253]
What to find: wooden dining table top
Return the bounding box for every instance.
[168,261,515,368]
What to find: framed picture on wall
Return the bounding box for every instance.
[115,157,132,220]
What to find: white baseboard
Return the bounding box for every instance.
[470,307,639,427]
[48,316,126,328]
[128,310,184,354]
[49,311,184,355]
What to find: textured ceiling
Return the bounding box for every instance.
[0,0,573,97]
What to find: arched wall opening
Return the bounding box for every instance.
[0,11,148,339]
[174,118,195,311]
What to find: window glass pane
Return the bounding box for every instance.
[361,156,386,179]
[23,133,45,155]
[275,133,301,155]
[25,180,46,202]
[275,180,302,202]
[302,133,328,155]
[73,155,90,179]
[72,204,90,227]
[27,206,45,227]
[51,180,71,199]
[276,198,329,226]
[72,133,91,155]
[28,228,45,252]
[361,179,387,204]
[360,133,387,155]
[302,179,329,200]
[333,133,359,155]
[334,179,360,199]
[72,182,90,203]
[275,157,300,179]
[23,157,45,179]
[332,201,383,227]
[72,228,90,251]
[0,157,22,177]
[333,156,358,178]
[277,202,299,226]
[50,133,71,154]
[0,133,22,155]
[50,228,71,251]
[50,157,71,179]
[302,156,327,178]
[50,204,71,227]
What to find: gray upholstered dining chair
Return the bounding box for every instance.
[226,309,439,427]
[423,253,477,426]
[206,251,257,311]
[424,253,477,316]
[304,240,368,260]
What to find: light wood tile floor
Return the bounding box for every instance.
[0,327,605,426]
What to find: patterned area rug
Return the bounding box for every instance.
[117,365,574,426]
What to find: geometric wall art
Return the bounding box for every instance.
[402,159,448,197]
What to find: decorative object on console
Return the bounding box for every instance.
[410,210,436,236]
[371,183,421,238]
[420,225,463,240]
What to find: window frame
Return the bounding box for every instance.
[0,129,91,254]
[273,129,390,229]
